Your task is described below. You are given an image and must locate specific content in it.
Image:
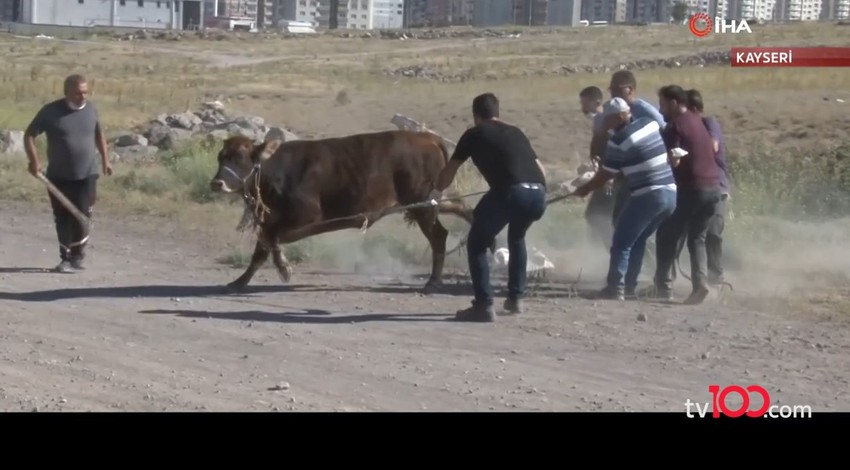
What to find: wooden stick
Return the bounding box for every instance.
[35,172,91,227]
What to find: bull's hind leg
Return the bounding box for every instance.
[225,239,271,293]
[413,209,448,293]
[271,247,293,283]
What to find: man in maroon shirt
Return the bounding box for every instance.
[653,85,722,304]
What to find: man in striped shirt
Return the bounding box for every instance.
[573,97,677,300]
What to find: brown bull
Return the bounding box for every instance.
[209,131,475,293]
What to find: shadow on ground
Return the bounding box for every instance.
[0,284,299,302]
[139,308,453,324]
[0,267,55,274]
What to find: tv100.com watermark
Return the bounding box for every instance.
[685,385,812,419]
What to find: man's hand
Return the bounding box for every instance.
[428,189,442,204]
[28,160,41,177]
[102,162,113,176]
[572,184,591,198]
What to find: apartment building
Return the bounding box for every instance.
[547,0,582,25]
[13,0,204,29]
[821,0,850,19]
[402,0,427,26]
[347,0,404,29]
[584,0,628,22]
[773,0,821,20]
[472,0,513,26]
[678,0,731,17]
[0,0,18,21]
[725,0,775,20]
[513,0,549,25]
[450,0,474,24]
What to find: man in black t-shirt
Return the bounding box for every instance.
[431,93,547,322]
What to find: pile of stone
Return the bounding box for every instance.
[386,51,732,82]
[0,129,25,157]
[110,28,240,42]
[384,65,475,83]
[110,101,300,162]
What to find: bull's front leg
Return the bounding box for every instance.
[225,239,271,293]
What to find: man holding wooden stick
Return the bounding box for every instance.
[24,74,113,273]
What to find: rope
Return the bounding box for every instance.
[445,184,582,257]
[672,233,734,291]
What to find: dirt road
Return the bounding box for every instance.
[0,201,847,412]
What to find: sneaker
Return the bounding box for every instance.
[455,303,496,322]
[70,258,85,270]
[502,298,524,314]
[54,260,73,273]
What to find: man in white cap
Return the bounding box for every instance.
[572,97,677,300]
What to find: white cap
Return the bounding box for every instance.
[602,97,630,116]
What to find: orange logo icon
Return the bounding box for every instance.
[689,13,713,38]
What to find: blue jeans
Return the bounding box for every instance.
[607,187,677,291]
[467,184,547,305]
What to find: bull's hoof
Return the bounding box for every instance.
[422,279,442,295]
[223,281,248,294]
[277,265,293,284]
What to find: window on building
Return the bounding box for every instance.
[119,0,125,5]
[138,0,144,6]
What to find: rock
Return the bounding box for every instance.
[166,111,203,131]
[265,126,299,142]
[113,145,158,162]
[386,51,733,82]
[114,133,148,147]
[637,313,647,322]
[0,130,25,156]
[268,382,290,391]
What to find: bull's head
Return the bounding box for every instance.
[209,136,282,194]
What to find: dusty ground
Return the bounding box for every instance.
[2,25,849,413]
[1,201,848,412]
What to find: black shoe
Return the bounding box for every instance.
[596,286,625,301]
[455,303,496,322]
[637,285,674,301]
[683,286,710,305]
[54,260,73,273]
[502,298,524,314]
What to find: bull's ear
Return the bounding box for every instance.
[250,139,282,164]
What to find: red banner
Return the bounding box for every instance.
[730,47,850,67]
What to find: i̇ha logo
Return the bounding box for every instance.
[688,12,752,37]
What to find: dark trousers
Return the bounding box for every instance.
[654,186,721,293]
[584,183,615,251]
[48,176,97,262]
[612,178,629,226]
[467,183,546,305]
[607,188,677,291]
[706,196,726,281]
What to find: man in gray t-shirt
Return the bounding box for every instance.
[24,74,112,273]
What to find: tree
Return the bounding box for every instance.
[672,2,689,24]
